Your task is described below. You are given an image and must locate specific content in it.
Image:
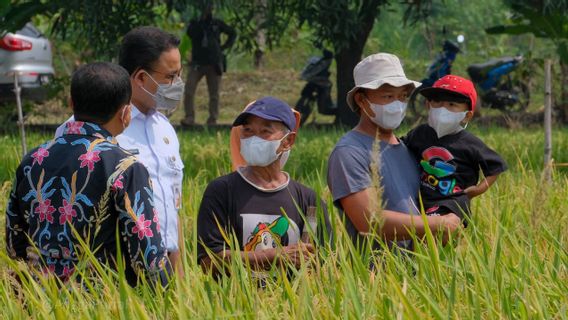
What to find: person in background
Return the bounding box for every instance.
[55,27,186,276]
[181,3,236,126]
[7,62,171,286]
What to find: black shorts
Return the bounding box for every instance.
[425,196,471,226]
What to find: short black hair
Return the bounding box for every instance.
[119,26,180,75]
[71,62,132,124]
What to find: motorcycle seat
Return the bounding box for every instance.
[467,57,517,82]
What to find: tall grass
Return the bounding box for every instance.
[1,125,567,319]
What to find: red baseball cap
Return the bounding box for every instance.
[419,75,478,112]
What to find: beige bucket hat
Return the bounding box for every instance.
[346,53,421,111]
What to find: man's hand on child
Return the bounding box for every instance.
[437,213,462,245]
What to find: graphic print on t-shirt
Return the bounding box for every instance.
[241,214,300,251]
[420,146,463,196]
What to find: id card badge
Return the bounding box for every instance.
[174,185,182,210]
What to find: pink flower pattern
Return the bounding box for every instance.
[35,199,55,224]
[132,215,154,240]
[61,265,75,279]
[31,147,50,165]
[111,175,124,191]
[65,121,84,134]
[78,150,101,171]
[58,199,77,225]
[41,264,56,276]
[8,121,168,283]
[153,208,160,232]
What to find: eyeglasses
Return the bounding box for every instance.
[145,67,183,86]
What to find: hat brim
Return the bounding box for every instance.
[346,77,422,111]
[419,87,470,104]
[232,110,293,130]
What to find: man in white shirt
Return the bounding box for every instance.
[55,27,185,274]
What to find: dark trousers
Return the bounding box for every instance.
[183,64,222,123]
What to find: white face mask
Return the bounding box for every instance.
[140,71,185,112]
[364,99,407,130]
[428,107,468,138]
[240,133,290,167]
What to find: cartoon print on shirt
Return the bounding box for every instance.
[241,214,300,252]
[420,146,463,195]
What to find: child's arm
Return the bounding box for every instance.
[464,174,499,198]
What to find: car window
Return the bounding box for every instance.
[16,23,43,38]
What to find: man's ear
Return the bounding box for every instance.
[354,90,374,118]
[132,69,145,87]
[463,111,474,124]
[281,132,296,151]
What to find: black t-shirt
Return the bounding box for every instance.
[187,17,236,67]
[402,124,507,217]
[196,171,330,261]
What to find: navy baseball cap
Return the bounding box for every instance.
[232,96,296,130]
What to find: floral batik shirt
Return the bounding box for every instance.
[5,121,170,286]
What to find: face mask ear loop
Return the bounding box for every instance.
[461,111,470,129]
[139,70,163,98]
[277,132,291,156]
[120,105,130,129]
[362,98,376,119]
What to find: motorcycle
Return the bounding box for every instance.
[409,40,461,118]
[466,55,529,113]
[410,37,530,117]
[294,49,337,125]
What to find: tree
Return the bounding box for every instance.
[214,0,429,125]
[486,0,568,122]
[2,0,428,125]
[297,0,387,126]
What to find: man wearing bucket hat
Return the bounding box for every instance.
[196,96,330,274]
[327,53,461,249]
[402,75,507,225]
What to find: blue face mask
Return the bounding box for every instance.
[141,71,185,112]
[240,133,290,167]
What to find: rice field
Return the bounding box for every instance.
[0,124,567,319]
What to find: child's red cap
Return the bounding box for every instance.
[419,75,478,112]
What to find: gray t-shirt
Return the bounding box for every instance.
[327,130,420,248]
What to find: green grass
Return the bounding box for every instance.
[1,125,567,319]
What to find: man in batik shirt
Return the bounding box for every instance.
[5,62,171,286]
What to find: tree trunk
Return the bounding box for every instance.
[561,60,568,123]
[333,3,379,126]
[335,45,367,126]
[253,0,267,69]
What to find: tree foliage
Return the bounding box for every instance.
[2,0,168,59]
[486,0,568,63]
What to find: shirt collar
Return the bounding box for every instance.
[61,121,115,142]
[130,104,162,120]
[236,167,290,193]
[130,104,144,119]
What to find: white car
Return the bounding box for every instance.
[0,23,54,102]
